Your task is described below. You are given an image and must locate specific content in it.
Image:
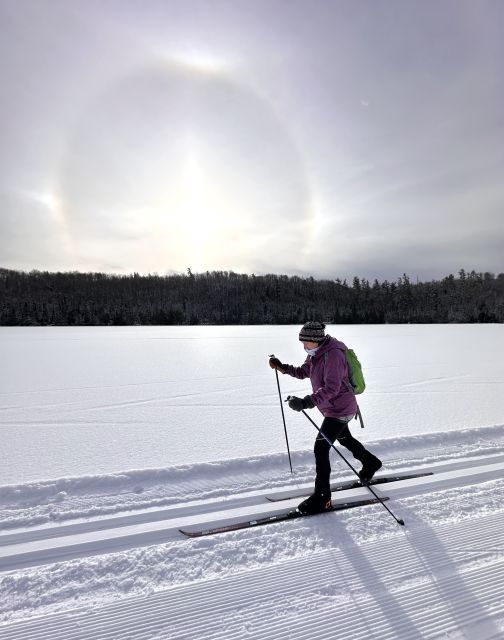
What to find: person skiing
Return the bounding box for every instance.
[269,321,382,515]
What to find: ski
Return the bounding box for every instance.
[179,497,389,537]
[266,471,433,502]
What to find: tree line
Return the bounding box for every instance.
[0,267,502,326]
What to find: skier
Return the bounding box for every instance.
[269,321,382,515]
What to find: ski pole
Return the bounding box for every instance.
[287,396,405,527]
[269,355,293,474]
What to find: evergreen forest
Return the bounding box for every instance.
[1,268,502,326]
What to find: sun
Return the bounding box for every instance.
[151,143,236,272]
[58,63,311,274]
[174,149,216,268]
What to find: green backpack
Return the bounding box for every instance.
[325,347,366,427]
[345,348,366,395]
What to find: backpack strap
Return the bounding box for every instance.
[355,405,365,429]
[325,351,365,428]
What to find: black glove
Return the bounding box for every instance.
[288,395,315,412]
[269,357,286,374]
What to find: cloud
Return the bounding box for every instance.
[1,0,503,280]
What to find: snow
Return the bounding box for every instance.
[1,324,503,485]
[1,324,504,638]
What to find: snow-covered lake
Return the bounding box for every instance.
[2,324,504,638]
[1,324,502,485]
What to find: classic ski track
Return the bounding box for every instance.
[3,452,504,541]
[265,451,504,502]
[2,457,504,572]
[2,511,504,639]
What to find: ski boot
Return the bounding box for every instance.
[297,491,332,515]
[358,454,382,483]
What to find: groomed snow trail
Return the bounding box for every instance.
[2,509,504,639]
[1,457,503,571]
[1,426,504,639]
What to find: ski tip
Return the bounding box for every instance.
[179,529,201,538]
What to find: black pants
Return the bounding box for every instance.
[314,417,370,495]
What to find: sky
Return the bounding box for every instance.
[0,0,503,282]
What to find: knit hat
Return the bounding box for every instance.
[299,321,326,343]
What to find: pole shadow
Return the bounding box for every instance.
[314,517,426,639]
[399,502,501,638]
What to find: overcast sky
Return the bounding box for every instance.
[0,0,503,282]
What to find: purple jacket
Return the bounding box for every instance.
[284,336,358,419]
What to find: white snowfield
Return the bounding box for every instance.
[2,426,504,639]
[1,324,504,638]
